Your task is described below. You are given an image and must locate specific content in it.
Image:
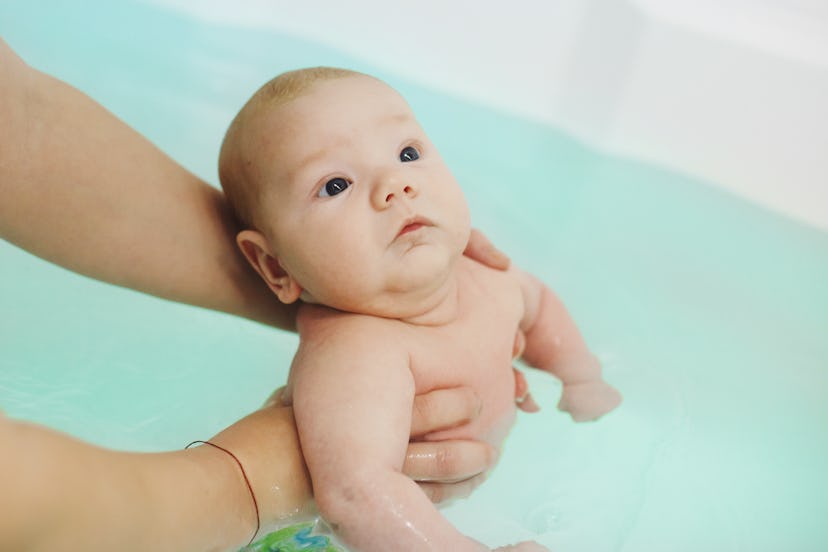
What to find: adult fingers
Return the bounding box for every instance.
[261,385,287,408]
[417,473,488,504]
[410,387,481,438]
[513,368,540,413]
[516,392,541,413]
[402,440,497,483]
[463,228,510,271]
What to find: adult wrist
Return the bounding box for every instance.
[186,440,260,547]
[208,406,315,531]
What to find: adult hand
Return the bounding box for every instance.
[406,387,497,503]
[265,384,498,503]
[510,331,540,413]
[513,367,540,413]
[406,369,543,504]
[464,228,511,271]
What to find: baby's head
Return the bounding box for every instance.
[219,68,471,319]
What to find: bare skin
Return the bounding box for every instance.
[289,260,619,551]
[226,72,622,550]
[0,38,290,328]
[0,40,518,551]
[0,392,496,552]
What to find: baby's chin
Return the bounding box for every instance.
[394,244,459,284]
[329,266,458,320]
[386,258,462,312]
[299,243,464,318]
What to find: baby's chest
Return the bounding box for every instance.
[411,312,515,390]
[408,275,523,439]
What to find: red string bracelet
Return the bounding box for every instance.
[185,440,260,547]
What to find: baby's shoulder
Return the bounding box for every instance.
[291,305,409,384]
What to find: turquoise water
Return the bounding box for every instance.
[2,1,827,550]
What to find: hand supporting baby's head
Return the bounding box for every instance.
[218,68,472,319]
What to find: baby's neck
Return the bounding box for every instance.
[302,259,467,327]
[299,258,472,327]
[397,263,462,327]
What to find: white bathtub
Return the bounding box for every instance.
[150,0,828,231]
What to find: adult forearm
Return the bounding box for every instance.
[0,39,293,329]
[0,407,314,552]
[0,418,242,551]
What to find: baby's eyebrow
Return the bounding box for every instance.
[381,112,414,126]
[290,111,415,179]
[291,135,350,179]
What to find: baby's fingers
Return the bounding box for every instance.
[558,382,622,422]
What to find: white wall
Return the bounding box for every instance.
[150,0,828,230]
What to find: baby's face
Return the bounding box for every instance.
[250,75,471,317]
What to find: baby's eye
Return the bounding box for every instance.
[400,146,420,162]
[318,177,351,197]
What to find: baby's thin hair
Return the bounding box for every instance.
[219,67,362,230]
[255,66,359,110]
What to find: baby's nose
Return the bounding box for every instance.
[372,171,417,207]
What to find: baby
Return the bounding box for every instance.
[219,67,622,551]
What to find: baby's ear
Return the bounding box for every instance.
[236,230,303,304]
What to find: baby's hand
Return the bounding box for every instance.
[558,380,622,422]
[494,541,550,551]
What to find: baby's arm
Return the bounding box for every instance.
[291,317,493,552]
[515,270,622,422]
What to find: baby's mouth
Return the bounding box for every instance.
[396,216,433,238]
[400,222,424,235]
